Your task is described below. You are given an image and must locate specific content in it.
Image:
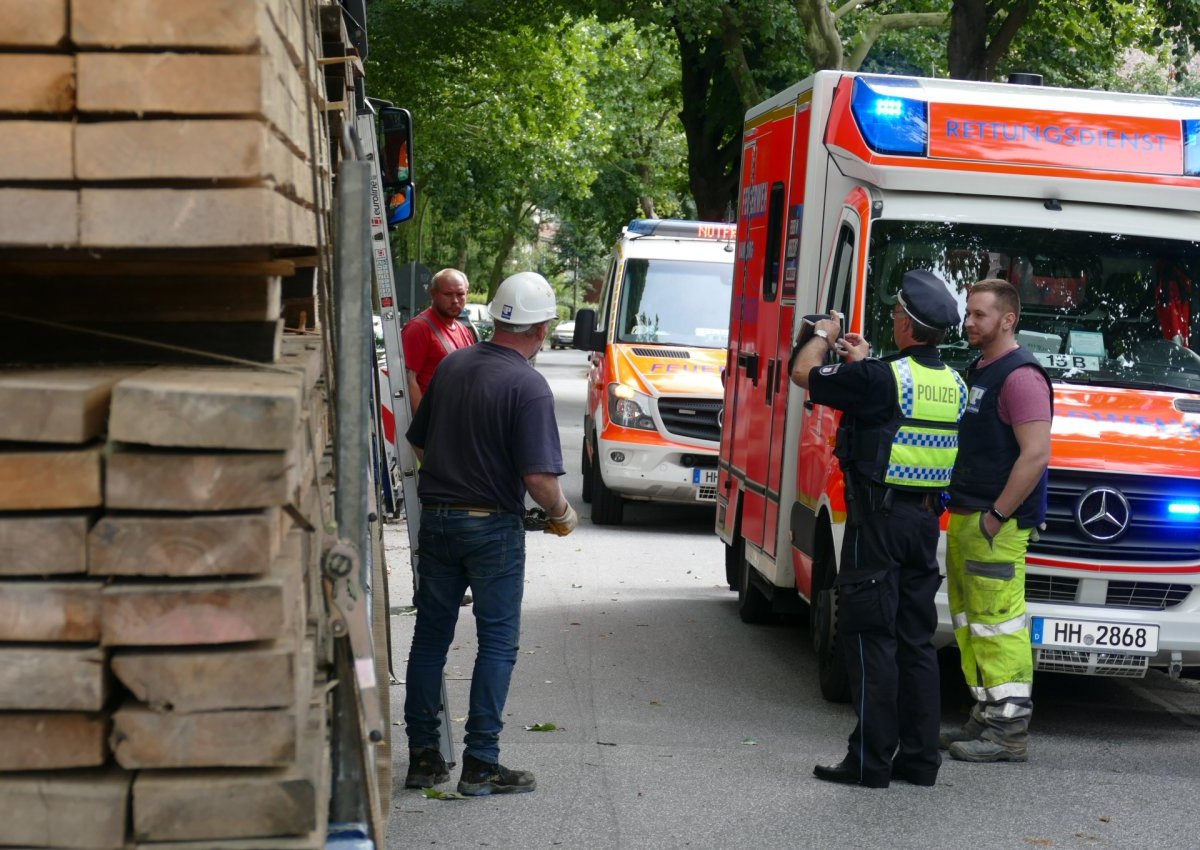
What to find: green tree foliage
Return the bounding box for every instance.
[367,3,690,299]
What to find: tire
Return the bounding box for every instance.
[736,537,773,624]
[812,545,851,702]
[580,432,593,504]
[590,464,624,526]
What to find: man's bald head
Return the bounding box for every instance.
[429,268,469,320]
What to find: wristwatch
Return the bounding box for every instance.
[813,328,832,349]
[988,506,1008,523]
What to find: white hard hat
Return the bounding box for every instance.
[488,271,557,325]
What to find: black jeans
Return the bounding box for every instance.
[836,494,942,786]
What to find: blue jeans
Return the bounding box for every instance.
[404,508,525,764]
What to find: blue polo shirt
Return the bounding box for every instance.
[407,342,564,516]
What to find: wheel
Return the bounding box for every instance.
[590,464,624,526]
[736,537,772,624]
[812,546,850,702]
[580,431,593,504]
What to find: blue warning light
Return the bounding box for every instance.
[1167,501,1200,518]
[851,76,929,156]
[1184,119,1200,176]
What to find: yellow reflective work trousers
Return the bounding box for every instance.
[946,512,1034,713]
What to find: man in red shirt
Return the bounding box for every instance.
[402,268,475,410]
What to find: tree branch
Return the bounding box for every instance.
[833,0,869,23]
[845,11,950,72]
[720,5,761,107]
[983,0,1035,77]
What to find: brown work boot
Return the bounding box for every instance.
[938,716,984,750]
[457,754,536,796]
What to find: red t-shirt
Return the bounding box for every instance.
[401,309,476,392]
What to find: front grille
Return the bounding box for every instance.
[658,397,721,442]
[1025,575,1079,603]
[697,485,718,502]
[1032,470,1200,563]
[1105,581,1191,610]
[634,347,689,359]
[1035,649,1148,678]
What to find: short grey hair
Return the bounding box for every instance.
[494,319,548,336]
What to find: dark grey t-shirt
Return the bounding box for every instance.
[407,341,564,516]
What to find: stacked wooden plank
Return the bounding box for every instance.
[0,0,367,846]
[0,341,336,849]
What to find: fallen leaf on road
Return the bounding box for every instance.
[422,789,467,800]
[572,583,583,588]
[1099,817,1111,823]
[525,722,559,732]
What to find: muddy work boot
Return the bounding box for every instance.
[938,717,984,750]
[948,737,1028,763]
[404,747,450,788]
[457,754,537,796]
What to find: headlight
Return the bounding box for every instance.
[607,383,656,431]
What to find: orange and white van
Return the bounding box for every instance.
[573,219,736,525]
[717,71,1200,699]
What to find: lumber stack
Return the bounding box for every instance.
[0,0,366,847]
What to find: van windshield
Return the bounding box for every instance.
[865,221,1200,394]
[615,258,733,348]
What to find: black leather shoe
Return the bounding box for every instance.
[813,759,860,784]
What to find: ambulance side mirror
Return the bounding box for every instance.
[572,308,603,352]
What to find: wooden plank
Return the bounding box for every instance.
[89,509,280,577]
[0,54,74,113]
[0,255,297,277]
[109,367,303,451]
[0,319,283,365]
[0,712,109,770]
[77,53,277,115]
[101,577,286,647]
[0,120,72,180]
[1,275,282,322]
[76,119,305,185]
[0,769,131,850]
[73,0,272,49]
[112,645,296,713]
[0,0,67,47]
[0,447,102,511]
[0,579,103,641]
[0,368,136,443]
[80,187,316,249]
[111,701,297,768]
[105,449,294,511]
[0,645,108,710]
[131,700,324,842]
[278,333,325,400]
[0,512,90,575]
[0,188,79,247]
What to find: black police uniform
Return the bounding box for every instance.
[807,268,963,788]
[808,347,946,788]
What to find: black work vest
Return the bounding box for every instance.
[947,346,1052,527]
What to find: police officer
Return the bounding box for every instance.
[790,269,966,789]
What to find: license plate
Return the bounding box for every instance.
[693,468,719,487]
[1031,617,1159,655]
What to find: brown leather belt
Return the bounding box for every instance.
[421,503,501,514]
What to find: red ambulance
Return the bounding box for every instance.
[717,71,1200,699]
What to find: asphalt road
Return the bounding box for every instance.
[385,347,1200,850]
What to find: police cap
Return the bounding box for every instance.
[893,269,961,330]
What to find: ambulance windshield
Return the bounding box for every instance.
[865,221,1200,393]
[616,258,733,348]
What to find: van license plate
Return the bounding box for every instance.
[693,468,719,487]
[1031,617,1159,655]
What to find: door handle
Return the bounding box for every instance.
[765,358,776,404]
[737,351,760,386]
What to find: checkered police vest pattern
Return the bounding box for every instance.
[884,358,967,489]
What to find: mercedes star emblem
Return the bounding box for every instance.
[1074,486,1131,543]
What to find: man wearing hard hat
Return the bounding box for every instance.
[402,271,578,797]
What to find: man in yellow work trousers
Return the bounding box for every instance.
[943,278,1053,763]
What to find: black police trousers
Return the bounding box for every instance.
[836,492,942,787]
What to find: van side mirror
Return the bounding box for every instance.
[572,308,603,352]
[380,106,414,225]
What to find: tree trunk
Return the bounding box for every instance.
[673,21,742,222]
[795,0,843,70]
[485,199,531,300]
[949,0,1033,80]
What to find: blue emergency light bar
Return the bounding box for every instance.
[1167,501,1200,518]
[851,76,929,156]
[626,219,733,239]
[1184,119,1200,176]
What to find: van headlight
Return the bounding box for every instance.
[607,383,656,431]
